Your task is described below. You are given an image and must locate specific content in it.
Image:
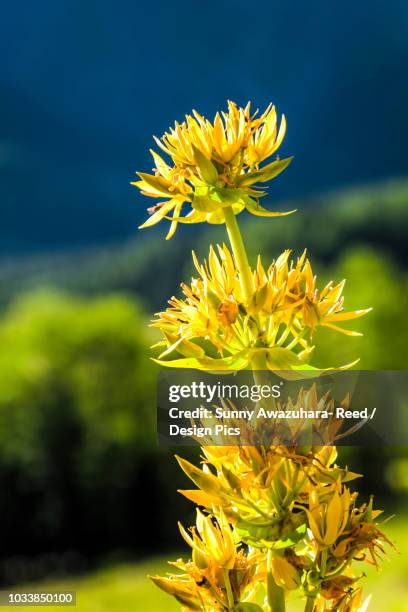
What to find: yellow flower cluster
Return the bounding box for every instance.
[133,101,295,238]
[152,245,370,371]
[151,509,259,611]
[177,442,355,546]
[171,435,393,609]
[151,383,393,610]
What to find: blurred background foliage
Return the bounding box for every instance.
[0,293,155,561]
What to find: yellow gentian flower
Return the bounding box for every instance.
[308,488,351,547]
[151,245,371,371]
[179,509,237,569]
[270,556,301,590]
[337,589,372,612]
[133,101,295,238]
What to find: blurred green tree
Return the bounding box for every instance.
[0,290,159,559]
[313,247,408,369]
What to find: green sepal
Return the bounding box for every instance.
[134,172,173,197]
[169,210,205,224]
[139,200,180,229]
[191,184,227,212]
[270,522,307,550]
[245,198,297,218]
[192,194,223,213]
[221,465,241,492]
[175,456,221,496]
[246,283,269,314]
[152,350,251,372]
[235,518,282,548]
[192,145,218,185]
[159,332,206,359]
[236,156,294,187]
[264,347,311,370]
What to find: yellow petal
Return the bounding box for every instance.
[324,493,343,545]
[138,200,177,229]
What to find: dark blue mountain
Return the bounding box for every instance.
[0,0,407,253]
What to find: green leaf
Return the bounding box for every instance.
[175,456,221,495]
[160,333,206,358]
[152,356,207,369]
[150,149,171,178]
[257,156,294,181]
[192,194,222,212]
[236,156,293,187]
[272,523,307,549]
[177,340,206,358]
[138,200,178,229]
[235,518,282,547]
[192,146,218,184]
[292,360,360,374]
[245,198,297,218]
[216,185,247,204]
[135,172,173,197]
[170,210,206,224]
[221,466,241,491]
[191,184,225,212]
[246,283,269,314]
[264,347,306,370]
[152,350,251,371]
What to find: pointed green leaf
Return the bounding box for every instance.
[153,350,251,371]
[138,200,178,229]
[192,145,218,184]
[236,156,293,187]
[176,456,221,495]
[135,172,173,197]
[265,347,307,370]
[152,356,207,369]
[169,210,206,224]
[192,194,222,212]
[245,198,297,218]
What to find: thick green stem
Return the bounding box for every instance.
[320,548,328,577]
[304,595,317,612]
[267,549,286,612]
[223,569,235,610]
[222,206,253,300]
[223,206,286,611]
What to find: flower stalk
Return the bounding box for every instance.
[267,549,286,612]
[222,205,254,300]
[223,569,235,610]
[304,596,317,612]
[134,101,393,612]
[223,205,286,610]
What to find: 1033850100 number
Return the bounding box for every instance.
[0,591,76,606]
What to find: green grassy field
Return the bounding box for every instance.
[1,514,406,611]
